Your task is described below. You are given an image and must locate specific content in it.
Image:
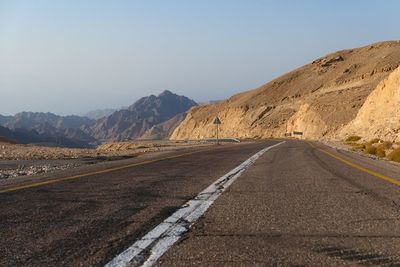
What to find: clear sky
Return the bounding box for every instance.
[1,0,399,116]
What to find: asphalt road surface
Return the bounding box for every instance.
[0,141,273,266]
[2,140,400,266]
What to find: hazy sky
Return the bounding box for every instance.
[1,0,399,115]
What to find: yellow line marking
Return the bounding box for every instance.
[0,151,199,194]
[309,142,400,187]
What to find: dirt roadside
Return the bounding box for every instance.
[0,140,213,180]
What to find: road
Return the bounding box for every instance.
[1,140,400,266]
[0,141,273,266]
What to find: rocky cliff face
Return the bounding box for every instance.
[340,66,400,142]
[87,90,197,141]
[171,41,400,140]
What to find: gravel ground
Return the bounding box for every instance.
[0,162,81,179]
[0,140,211,180]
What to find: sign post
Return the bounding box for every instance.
[213,117,221,144]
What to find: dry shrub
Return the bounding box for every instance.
[387,148,400,162]
[375,146,386,157]
[375,141,392,158]
[364,144,377,155]
[346,135,361,142]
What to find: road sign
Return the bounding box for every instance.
[213,117,221,144]
[213,117,221,125]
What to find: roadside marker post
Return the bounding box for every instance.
[213,117,221,144]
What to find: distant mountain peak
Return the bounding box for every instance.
[86,91,197,141]
[159,90,174,96]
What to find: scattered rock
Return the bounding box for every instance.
[0,163,80,179]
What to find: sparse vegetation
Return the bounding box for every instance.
[346,135,361,142]
[363,144,377,155]
[373,141,391,157]
[375,146,386,157]
[387,148,400,162]
[343,137,399,162]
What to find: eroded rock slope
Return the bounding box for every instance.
[171,41,400,140]
[340,66,400,142]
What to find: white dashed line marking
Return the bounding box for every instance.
[105,141,285,267]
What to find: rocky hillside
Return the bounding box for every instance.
[171,41,400,141]
[340,66,400,142]
[86,90,197,141]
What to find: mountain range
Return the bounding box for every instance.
[85,90,197,141]
[0,124,96,148]
[0,112,96,148]
[0,112,94,130]
[0,90,197,147]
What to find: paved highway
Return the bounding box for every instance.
[0,141,273,266]
[1,140,400,266]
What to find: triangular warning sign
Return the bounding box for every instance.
[213,117,221,124]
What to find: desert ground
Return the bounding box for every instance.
[0,140,211,179]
